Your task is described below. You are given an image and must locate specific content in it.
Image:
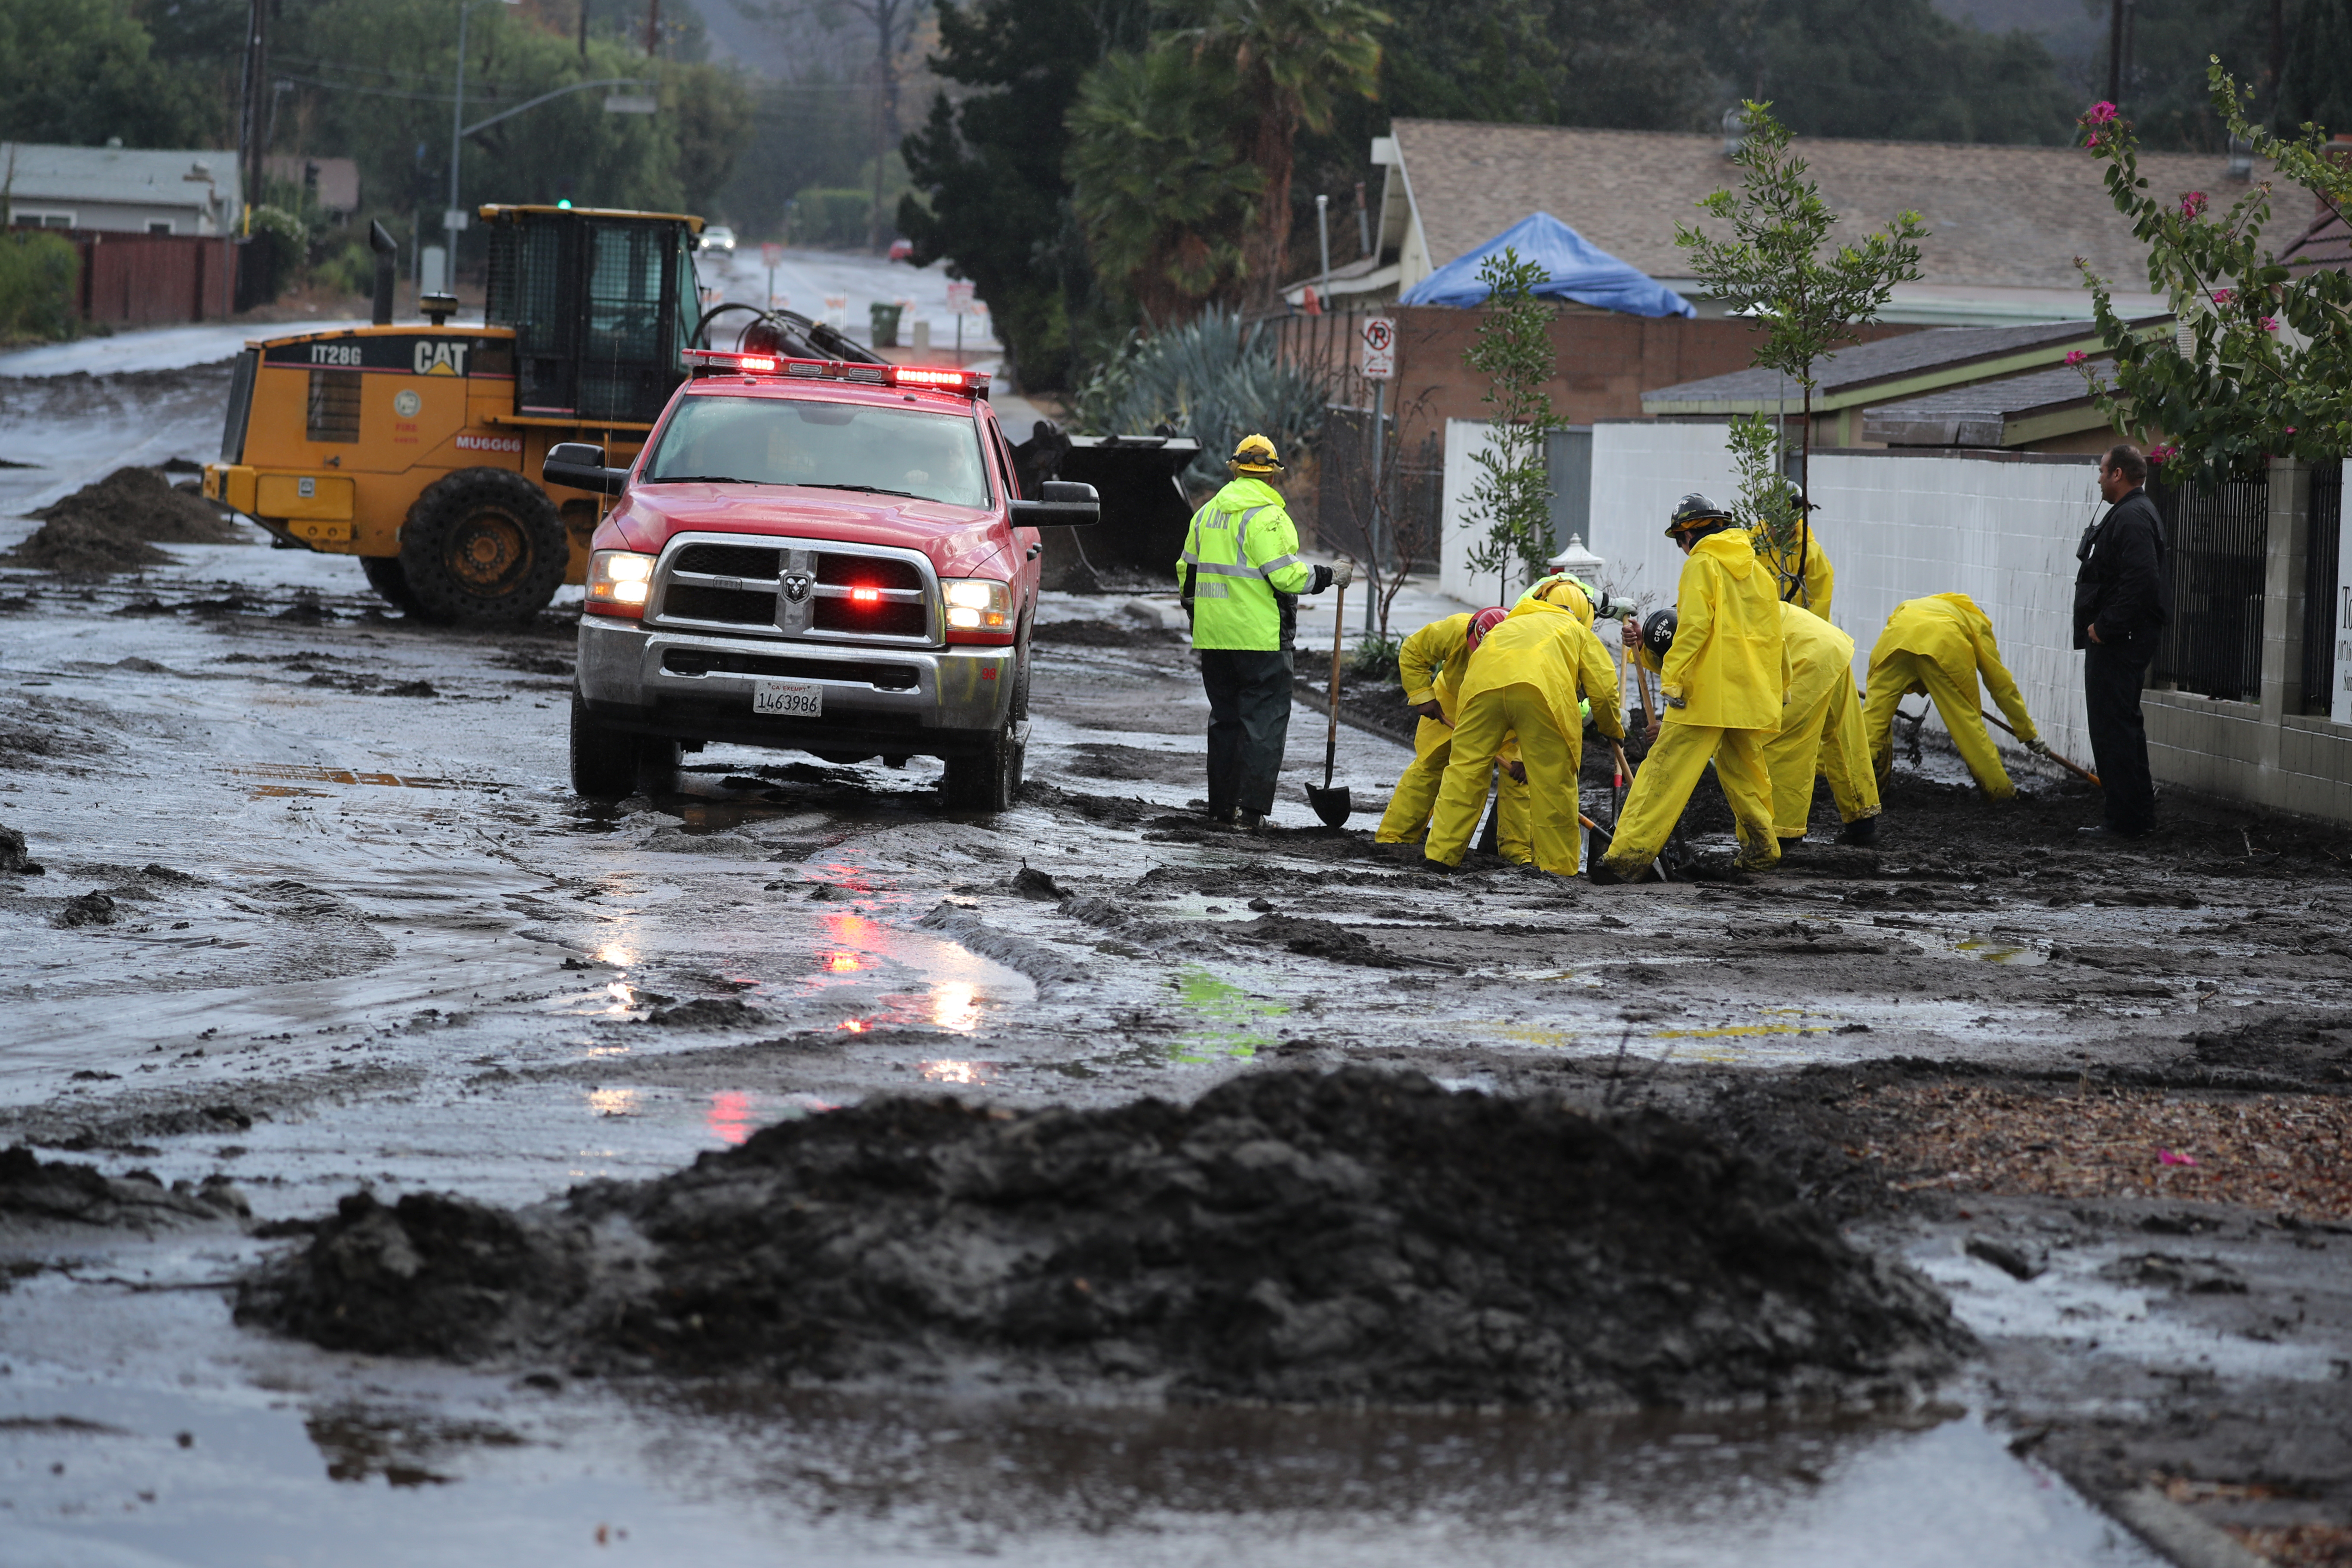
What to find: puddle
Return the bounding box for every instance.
[227,763,482,791]
[1956,937,2049,966]
[1168,966,1289,1062]
[919,1059,998,1086]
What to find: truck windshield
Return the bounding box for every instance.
[643,396,991,510]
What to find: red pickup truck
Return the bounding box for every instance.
[548,350,1099,811]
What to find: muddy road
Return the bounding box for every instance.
[0,364,2348,1565]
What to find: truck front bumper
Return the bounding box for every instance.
[576,615,1017,760]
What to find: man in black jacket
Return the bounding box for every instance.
[2074,443,2171,838]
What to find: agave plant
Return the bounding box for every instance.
[1071,308,1327,490]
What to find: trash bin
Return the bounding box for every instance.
[869,302,903,348]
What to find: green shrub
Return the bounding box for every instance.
[789,187,875,248]
[243,204,308,302]
[0,230,80,342]
[1071,308,1326,490]
[1348,634,1401,683]
[312,238,376,298]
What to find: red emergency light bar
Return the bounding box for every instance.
[681,349,990,398]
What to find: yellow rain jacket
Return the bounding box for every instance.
[1754,520,1834,618]
[1174,475,1313,651]
[1862,592,2037,797]
[1378,611,1533,853]
[1461,597,1623,738]
[1766,600,1878,837]
[1659,529,1784,729]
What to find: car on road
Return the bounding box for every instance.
[551,350,1100,811]
[698,224,737,256]
[887,238,914,262]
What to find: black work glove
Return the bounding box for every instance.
[1308,564,1335,594]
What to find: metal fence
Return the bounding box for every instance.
[2152,472,2269,701]
[2303,461,2342,716]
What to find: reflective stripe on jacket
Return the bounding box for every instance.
[1175,476,1313,651]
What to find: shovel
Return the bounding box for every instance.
[1979,708,2101,787]
[1304,577,1352,827]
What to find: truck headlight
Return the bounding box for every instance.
[587,549,656,616]
[941,577,1009,631]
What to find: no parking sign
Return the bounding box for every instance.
[1360,316,1396,380]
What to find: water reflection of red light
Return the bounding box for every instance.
[821,951,864,973]
[822,911,871,942]
[839,1018,870,1033]
[706,1091,753,1145]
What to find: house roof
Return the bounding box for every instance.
[0,141,236,214]
[1387,119,2270,299]
[1861,361,2113,447]
[2280,204,2352,277]
[1642,318,2158,414]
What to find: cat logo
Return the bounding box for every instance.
[413,340,471,377]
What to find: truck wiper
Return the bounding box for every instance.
[796,482,919,498]
[643,474,750,484]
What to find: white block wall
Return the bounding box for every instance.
[1586,418,2109,761]
[1439,418,1506,604]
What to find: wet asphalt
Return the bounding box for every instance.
[0,362,2345,1565]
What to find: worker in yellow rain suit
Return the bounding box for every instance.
[1623,597,1880,850]
[1423,590,1623,876]
[1375,607,1531,854]
[1752,505,1834,617]
[1767,600,1878,846]
[1862,593,2044,799]
[1593,493,1785,883]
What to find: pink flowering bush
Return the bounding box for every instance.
[2262,315,2280,331]
[2084,101,2117,125]
[2211,288,2234,306]
[2064,349,2087,366]
[2148,444,2178,465]
[2181,191,2208,217]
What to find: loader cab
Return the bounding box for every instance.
[481,205,705,425]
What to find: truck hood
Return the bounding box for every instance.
[602,486,1008,579]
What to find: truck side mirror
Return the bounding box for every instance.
[1010,479,1100,527]
[545,441,629,496]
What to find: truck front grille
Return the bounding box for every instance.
[661,583,774,624]
[662,648,919,689]
[813,599,927,637]
[673,543,782,579]
[817,554,922,591]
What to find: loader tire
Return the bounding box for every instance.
[400,468,566,628]
[359,554,421,614]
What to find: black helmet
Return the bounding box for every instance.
[1666,492,1731,536]
[1641,609,1678,662]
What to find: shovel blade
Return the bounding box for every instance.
[1304,783,1352,828]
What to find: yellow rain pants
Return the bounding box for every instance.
[1763,601,1880,839]
[1375,612,1531,855]
[1600,528,1784,877]
[1425,685,1580,874]
[1862,592,2038,799]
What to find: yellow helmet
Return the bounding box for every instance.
[1229,433,1283,473]
[1516,573,1595,628]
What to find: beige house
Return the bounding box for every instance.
[1360,118,2269,327]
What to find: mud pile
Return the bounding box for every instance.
[0,1145,248,1231]
[8,466,240,574]
[238,1069,1969,1408]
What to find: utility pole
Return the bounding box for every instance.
[2116,0,2135,103]
[646,0,660,56]
[2270,0,2286,114]
[240,0,269,228]
[1315,193,1330,310]
[579,0,590,57]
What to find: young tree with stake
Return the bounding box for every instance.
[1675,103,1926,606]
[1461,248,1560,607]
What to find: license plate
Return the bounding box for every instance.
[751,679,822,718]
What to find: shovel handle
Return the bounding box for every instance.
[1978,708,2101,787]
[1323,579,1345,788]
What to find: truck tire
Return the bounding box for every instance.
[400,468,566,628]
[569,693,641,799]
[942,720,1025,812]
[359,555,421,614]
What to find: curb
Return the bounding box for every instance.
[2106,1488,2269,1568]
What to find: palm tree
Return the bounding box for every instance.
[1180,0,1387,312]
[1067,43,1265,325]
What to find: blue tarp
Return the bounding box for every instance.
[1400,211,1696,318]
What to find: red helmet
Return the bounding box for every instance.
[1464,607,1509,650]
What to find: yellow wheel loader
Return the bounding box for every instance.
[203,204,880,626]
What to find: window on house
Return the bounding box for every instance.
[9,210,73,229]
[147,221,173,236]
